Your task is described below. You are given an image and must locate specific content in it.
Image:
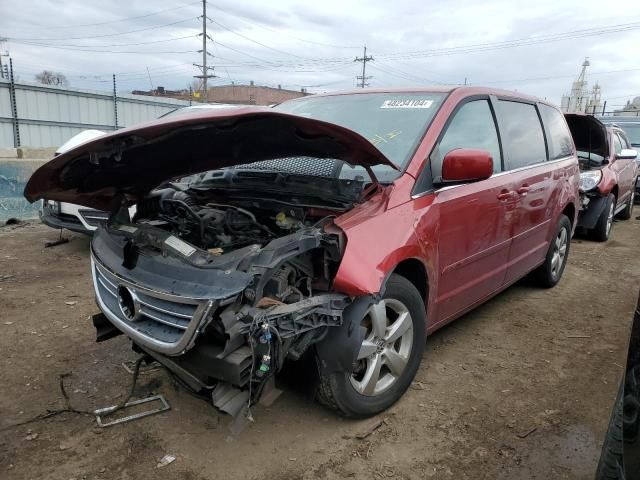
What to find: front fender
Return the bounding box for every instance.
[315,296,374,374]
[332,190,429,297]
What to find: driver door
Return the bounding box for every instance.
[417,98,516,325]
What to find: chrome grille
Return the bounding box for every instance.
[91,256,213,355]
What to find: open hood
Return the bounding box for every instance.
[25,107,396,211]
[564,113,609,161]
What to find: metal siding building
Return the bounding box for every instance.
[0,79,191,148]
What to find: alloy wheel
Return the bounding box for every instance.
[606,202,615,237]
[350,298,414,397]
[550,226,568,280]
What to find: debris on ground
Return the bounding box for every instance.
[516,427,537,439]
[44,230,69,248]
[156,454,176,468]
[355,418,385,439]
[64,301,78,306]
[121,360,160,375]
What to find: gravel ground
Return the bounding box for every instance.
[1,217,639,480]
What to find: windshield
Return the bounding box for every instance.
[274,92,446,182]
[617,124,640,147]
[577,151,606,168]
[599,119,640,147]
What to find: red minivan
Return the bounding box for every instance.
[25,87,579,419]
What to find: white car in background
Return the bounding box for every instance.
[40,104,247,234]
[40,129,113,234]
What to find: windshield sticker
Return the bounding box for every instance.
[381,99,433,109]
[370,130,403,146]
[116,225,138,234]
[165,235,196,257]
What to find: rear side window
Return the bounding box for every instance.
[498,100,547,170]
[539,104,574,160]
[430,99,502,182]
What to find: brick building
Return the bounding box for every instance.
[204,83,308,105]
[131,83,309,105]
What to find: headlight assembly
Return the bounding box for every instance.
[579,170,602,192]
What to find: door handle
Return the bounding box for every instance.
[497,190,514,201]
[517,186,530,196]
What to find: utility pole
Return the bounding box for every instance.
[193,0,217,102]
[354,45,373,88]
[9,58,20,147]
[0,37,9,80]
[112,74,118,129]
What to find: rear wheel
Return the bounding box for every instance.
[618,187,635,220]
[316,274,426,418]
[591,194,616,242]
[595,384,624,480]
[532,214,571,288]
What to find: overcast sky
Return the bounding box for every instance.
[2,0,640,109]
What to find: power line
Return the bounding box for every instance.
[12,34,197,49]
[373,61,448,85]
[211,40,350,69]
[376,21,640,60]
[6,17,199,42]
[208,18,310,59]
[10,43,197,55]
[478,67,640,85]
[206,2,361,49]
[11,2,200,31]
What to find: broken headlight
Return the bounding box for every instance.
[579,170,602,192]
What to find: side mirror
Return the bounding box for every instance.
[441,148,493,183]
[616,149,638,160]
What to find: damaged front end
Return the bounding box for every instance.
[24,108,399,419]
[90,185,359,418]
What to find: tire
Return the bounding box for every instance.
[591,194,616,242]
[316,274,426,418]
[618,187,635,220]
[595,384,624,480]
[532,214,571,288]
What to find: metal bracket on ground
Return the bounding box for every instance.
[94,394,170,428]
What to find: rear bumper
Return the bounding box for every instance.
[40,208,91,235]
[40,201,108,234]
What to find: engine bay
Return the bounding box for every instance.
[135,188,305,252]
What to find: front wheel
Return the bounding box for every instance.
[532,214,571,288]
[618,187,635,220]
[316,274,426,418]
[591,194,616,242]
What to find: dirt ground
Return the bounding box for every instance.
[1,217,639,480]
